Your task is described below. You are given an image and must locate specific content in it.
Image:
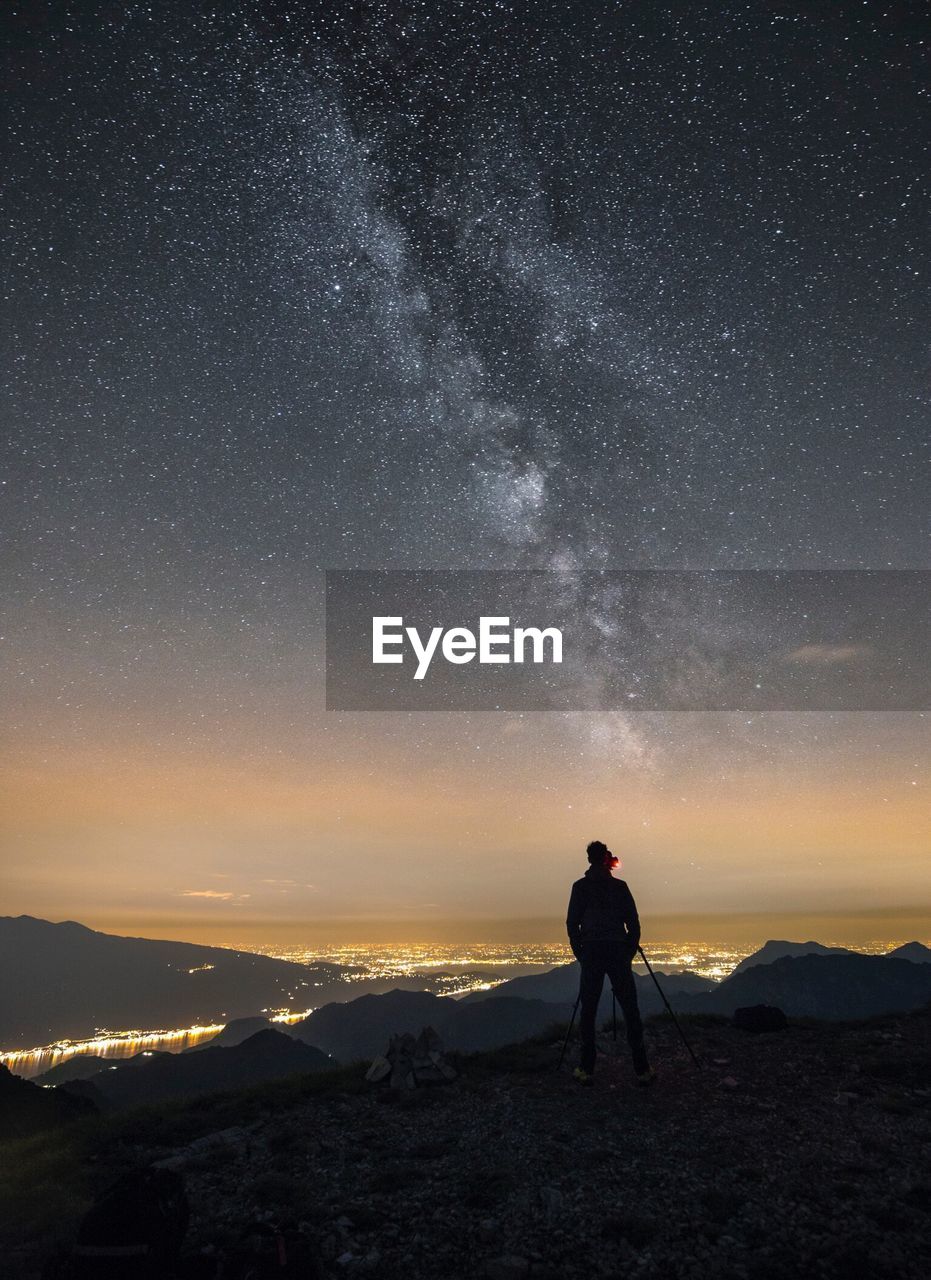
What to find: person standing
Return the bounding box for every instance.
[566,840,655,1086]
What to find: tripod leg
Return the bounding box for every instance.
[557,992,581,1070]
[638,946,701,1069]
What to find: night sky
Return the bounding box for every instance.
[2,2,927,941]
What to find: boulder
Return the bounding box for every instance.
[732,1004,788,1033]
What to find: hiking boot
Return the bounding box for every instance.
[636,1067,657,1087]
[573,1067,594,1087]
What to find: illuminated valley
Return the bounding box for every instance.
[0,1023,225,1081]
[226,939,906,985]
[1,936,916,1080]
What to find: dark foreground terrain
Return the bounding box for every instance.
[2,1009,929,1280]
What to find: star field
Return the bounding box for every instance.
[0,2,927,928]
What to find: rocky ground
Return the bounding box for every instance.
[7,1009,931,1279]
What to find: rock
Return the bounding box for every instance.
[485,1256,530,1279]
[365,1056,391,1084]
[732,1005,788,1032]
[539,1186,564,1218]
[367,1026,458,1090]
[152,1124,254,1170]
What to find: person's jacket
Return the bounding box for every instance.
[566,865,641,959]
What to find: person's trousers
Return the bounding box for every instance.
[578,939,648,1075]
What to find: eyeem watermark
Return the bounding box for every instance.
[372,616,563,680]
[326,569,929,711]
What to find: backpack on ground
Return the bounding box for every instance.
[70,1166,189,1278]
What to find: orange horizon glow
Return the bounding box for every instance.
[1,716,927,937]
[25,908,931,952]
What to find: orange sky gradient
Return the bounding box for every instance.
[2,712,927,948]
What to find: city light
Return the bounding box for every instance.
[0,937,911,1080]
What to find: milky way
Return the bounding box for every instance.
[1,3,927,926]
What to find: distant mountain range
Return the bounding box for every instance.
[677,952,931,1020]
[184,1016,274,1050]
[732,939,931,971]
[3,929,927,1118]
[0,915,341,1050]
[5,916,930,1078]
[886,941,931,963]
[289,989,575,1061]
[459,961,714,1008]
[36,1049,172,1086]
[56,1029,331,1110]
[0,916,508,1050]
[14,941,931,1122]
[731,939,855,972]
[285,952,931,1059]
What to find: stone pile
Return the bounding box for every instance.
[365,1025,458,1089]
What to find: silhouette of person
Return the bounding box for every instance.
[566,840,654,1086]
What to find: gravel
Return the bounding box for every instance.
[12,1009,930,1279]
[139,1008,931,1279]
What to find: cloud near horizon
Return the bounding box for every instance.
[180,890,251,902]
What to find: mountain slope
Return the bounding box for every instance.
[35,1050,171,1086]
[290,990,454,1060]
[0,1063,96,1140]
[446,996,574,1051]
[886,941,931,964]
[185,1017,274,1050]
[682,953,931,1019]
[0,915,340,1050]
[459,961,714,1006]
[0,917,521,1051]
[731,939,854,973]
[59,1029,332,1108]
[290,988,577,1061]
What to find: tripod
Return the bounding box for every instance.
[557,947,701,1070]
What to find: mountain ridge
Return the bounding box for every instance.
[0,915,333,1050]
[0,917,509,1050]
[56,1028,332,1110]
[731,938,855,972]
[678,952,931,1019]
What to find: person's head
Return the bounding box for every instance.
[586,839,619,869]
